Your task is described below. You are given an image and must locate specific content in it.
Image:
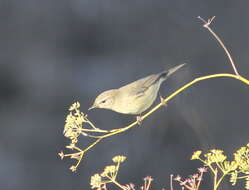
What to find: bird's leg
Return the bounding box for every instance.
[159,92,167,107]
[136,115,143,125]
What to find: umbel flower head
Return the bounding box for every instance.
[90,174,102,189]
[101,165,117,177]
[234,143,249,173]
[174,167,207,190]
[63,102,86,145]
[191,143,249,190]
[90,155,127,189]
[191,150,202,160]
[204,149,227,164]
[112,155,126,163]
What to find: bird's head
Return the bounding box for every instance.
[89,89,118,111]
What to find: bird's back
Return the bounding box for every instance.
[119,72,165,97]
[108,64,186,114]
[112,72,165,114]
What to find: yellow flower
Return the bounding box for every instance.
[112,155,126,163]
[191,150,202,160]
[90,174,102,189]
[101,165,117,177]
[205,149,226,163]
[224,161,238,171]
[230,171,238,185]
[65,113,74,123]
[69,102,80,111]
[58,151,64,160]
[66,144,75,150]
[69,165,77,172]
[70,153,81,160]
[234,145,249,173]
[75,115,84,125]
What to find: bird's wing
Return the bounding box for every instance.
[121,73,162,97]
[119,64,186,98]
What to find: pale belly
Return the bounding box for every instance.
[112,84,160,115]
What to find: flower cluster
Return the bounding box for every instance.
[204,150,227,164]
[90,155,126,189]
[230,143,249,188]
[58,102,111,172]
[90,155,153,190]
[174,167,207,190]
[191,149,237,172]
[234,143,249,173]
[63,102,87,145]
[191,149,227,164]
[191,143,249,189]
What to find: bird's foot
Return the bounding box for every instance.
[136,115,143,125]
[160,95,167,107]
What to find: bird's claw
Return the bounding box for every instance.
[160,95,167,107]
[136,116,143,125]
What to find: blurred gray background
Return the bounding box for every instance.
[0,0,249,189]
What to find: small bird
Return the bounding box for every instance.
[89,63,186,116]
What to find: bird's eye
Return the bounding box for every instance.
[101,100,106,104]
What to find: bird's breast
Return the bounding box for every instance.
[112,83,161,115]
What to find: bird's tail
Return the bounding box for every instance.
[167,63,186,77]
[158,63,186,82]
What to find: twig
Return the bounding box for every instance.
[105,175,128,190]
[198,16,240,76]
[65,73,249,171]
[170,174,174,190]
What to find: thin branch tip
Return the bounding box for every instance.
[198,16,216,27]
[198,16,239,76]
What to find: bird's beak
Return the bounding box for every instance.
[88,104,98,110]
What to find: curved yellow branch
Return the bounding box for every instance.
[78,73,249,148]
[104,73,249,137]
[64,73,249,171]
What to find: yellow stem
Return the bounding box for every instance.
[114,163,120,179]
[81,128,109,133]
[216,162,225,173]
[84,138,102,152]
[213,168,218,190]
[215,172,227,189]
[237,175,249,179]
[105,175,127,190]
[75,73,249,169]
[142,73,248,121]
[92,73,249,145]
